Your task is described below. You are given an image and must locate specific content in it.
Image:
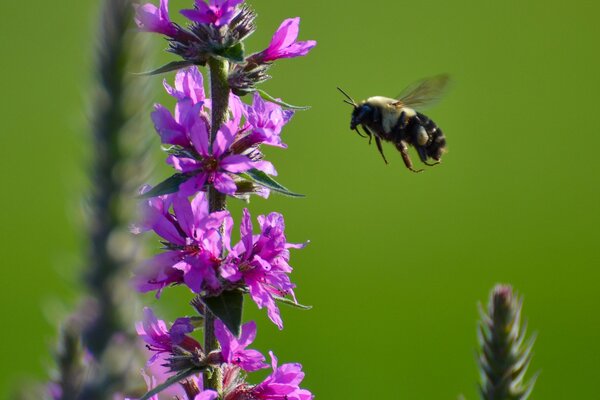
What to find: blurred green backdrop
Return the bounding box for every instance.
[2,0,600,398]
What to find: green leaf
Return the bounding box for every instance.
[203,290,244,337]
[239,169,305,198]
[273,295,312,310]
[140,368,199,400]
[216,42,245,63]
[134,60,195,76]
[139,174,190,199]
[256,89,311,110]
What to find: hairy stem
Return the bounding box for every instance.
[204,57,230,393]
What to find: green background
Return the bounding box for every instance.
[2,0,600,398]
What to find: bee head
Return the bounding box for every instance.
[350,103,373,130]
[337,87,370,130]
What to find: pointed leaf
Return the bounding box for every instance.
[272,295,312,310]
[238,169,305,198]
[135,60,194,76]
[140,174,190,198]
[202,290,244,337]
[140,368,199,400]
[256,89,310,110]
[215,42,245,63]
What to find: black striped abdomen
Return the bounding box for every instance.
[417,112,446,161]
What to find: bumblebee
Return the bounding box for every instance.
[338,75,450,173]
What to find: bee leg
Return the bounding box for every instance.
[354,128,367,138]
[361,125,373,145]
[374,136,389,164]
[396,141,424,173]
[416,146,440,167]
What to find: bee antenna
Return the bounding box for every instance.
[337,87,357,107]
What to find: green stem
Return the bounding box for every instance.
[204,57,230,393]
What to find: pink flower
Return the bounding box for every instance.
[133,192,230,295]
[214,320,267,372]
[244,92,294,148]
[229,352,313,400]
[135,308,201,365]
[151,68,208,148]
[221,210,306,329]
[253,18,316,63]
[167,121,275,196]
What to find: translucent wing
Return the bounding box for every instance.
[395,74,450,110]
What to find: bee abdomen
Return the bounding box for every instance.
[405,113,444,162]
[419,115,446,161]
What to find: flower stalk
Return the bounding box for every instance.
[205,56,231,392]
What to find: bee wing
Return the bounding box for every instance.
[395,74,450,110]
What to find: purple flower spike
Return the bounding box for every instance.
[135,0,178,37]
[214,320,268,372]
[136,308,201,365]
[181,0,245,27]
[250,351,313,400]
[221,209,306,329]
[255,18,317,63]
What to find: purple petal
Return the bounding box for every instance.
[248,281,283,329]
[197,210,230,234]
[239,320,257,346]
[213,123,236,157]
[269,351,279,371]
[169,317,194,344]
[152,213,185,245]
[238,349,268,372]
[277,41,317,59]
[166,155,200,173]
[175,67,205,103]
[172,196,195,237]
[190,192,209,223]
[229,93,246,126]
[189,120,210,157]
[214,319,232,360]
[135,1,178,37]
[194,390,219,400]
[132,252,184,296]
[270,18,300,52]
[253,160,278,176]
[178,174,208,197]
[221,154,254,173]
[213,172,237,195]
[240,208,254,257]
[220,261,242,282]
[180,8,212,24]
[257,18,316,62]
[151,104,188,146]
